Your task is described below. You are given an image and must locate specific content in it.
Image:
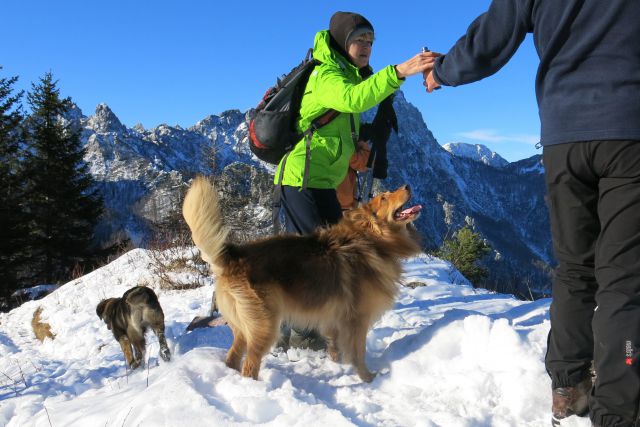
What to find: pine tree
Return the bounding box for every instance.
[21,72,103,284]
[435,225,492,286]
[0,67,25,299]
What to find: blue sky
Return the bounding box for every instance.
[1,0,541,162]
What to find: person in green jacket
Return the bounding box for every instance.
[275,11,437,235]
[276,11,438,350]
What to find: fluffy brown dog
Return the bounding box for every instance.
[96,286,171,369]
[182,177,422,382]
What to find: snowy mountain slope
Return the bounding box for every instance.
[0,249,589,427]
[443,142,509,168]
[506,155,544,176]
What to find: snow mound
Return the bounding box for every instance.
[0,250,589,426]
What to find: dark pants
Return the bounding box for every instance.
[280,186,343,234]
[543,140,640,427]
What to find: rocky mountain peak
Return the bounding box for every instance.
[190,109,245,137]
[87,103,127,134]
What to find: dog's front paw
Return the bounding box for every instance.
[358,369,376,383]
[160,347,171,362]
[130,359,142,370]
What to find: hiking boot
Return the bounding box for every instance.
[551,376,592,425]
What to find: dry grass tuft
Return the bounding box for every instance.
[31,307,55,342]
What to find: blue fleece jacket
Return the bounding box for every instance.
[433,0,640,146]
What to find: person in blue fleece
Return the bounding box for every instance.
[424,1,640,426]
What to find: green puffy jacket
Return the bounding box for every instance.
[274,30,404,189]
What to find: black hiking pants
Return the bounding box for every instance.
[543,140,640,427]
[279,185,343,235]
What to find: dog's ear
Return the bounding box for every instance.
[344,207,382,234]
[96,300,107,319]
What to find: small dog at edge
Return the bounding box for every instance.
[96,286,171,369]
[182,176,422,382]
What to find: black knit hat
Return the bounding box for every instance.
[329,11,374,60]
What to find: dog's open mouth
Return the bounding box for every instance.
[394,204,422,221]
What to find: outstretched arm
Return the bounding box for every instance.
[432,0,534,88]
[315,51,440,112]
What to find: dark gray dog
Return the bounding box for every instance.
[96,286,171,369]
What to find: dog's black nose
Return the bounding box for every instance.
[403,184,411,194]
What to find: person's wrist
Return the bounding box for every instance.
[394,65,406,80]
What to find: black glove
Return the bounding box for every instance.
[370,95,398,179]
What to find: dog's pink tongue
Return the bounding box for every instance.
[396,205,422,220]
[401,205,422,215]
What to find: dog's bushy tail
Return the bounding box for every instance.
[182,176,229,272]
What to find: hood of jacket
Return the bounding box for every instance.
[312,30,361,78]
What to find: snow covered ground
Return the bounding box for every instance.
[0,249,589,427]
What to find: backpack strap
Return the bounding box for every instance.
[272,150,292,233]
[349,113,357,145]
[305,47,313,63]
[299,109,341,190]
